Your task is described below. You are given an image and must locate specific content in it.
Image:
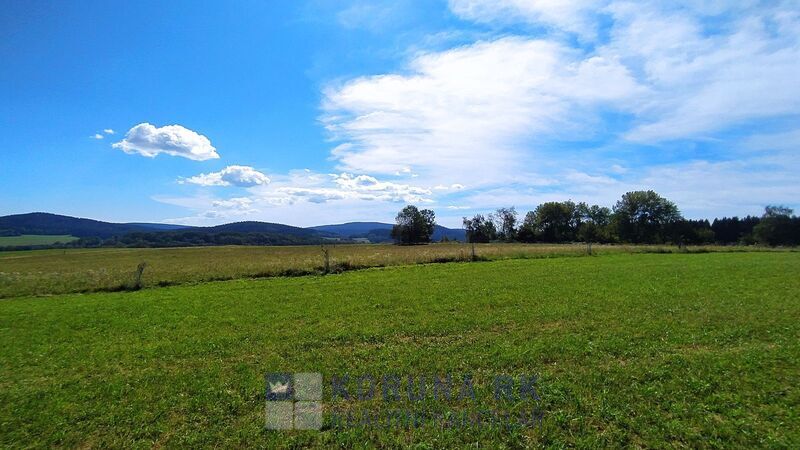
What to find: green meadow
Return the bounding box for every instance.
[0,243,780,298]
[1,252,798,448]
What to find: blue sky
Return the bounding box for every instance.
[2,0,798,227]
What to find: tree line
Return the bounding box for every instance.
[0,231,331,251]
[392,190,800,246]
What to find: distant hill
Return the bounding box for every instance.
[196,221,331,238]
[0,213,150,238]
[309,222,392,236]
[125,223,191,231]
[0,214,326,239]
[310,221,465,242]
[0,213,465,248]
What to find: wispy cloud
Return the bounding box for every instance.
[161,169,440,225]
[310,0,800,222]
[448,0,605,40]
[322,36,641,186]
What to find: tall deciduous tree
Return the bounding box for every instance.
[463,214,497,243]
[493,207,518,242]
[391,205,436,245]
[753,205,799,246]
[612,190,681,243]
[531,201,577,242]
[517,211,538,242]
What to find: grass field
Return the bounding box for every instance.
[0,234,78,247]
[1,252,798,448]
[0,243,784,298]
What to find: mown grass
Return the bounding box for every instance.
[0,234,78,247]
[0,242,786,298]
[1,253,798,448]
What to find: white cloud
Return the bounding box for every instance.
[608,3,800,142]
[182,165,271,187]
[336,0,412,32]
[610,164,627,174]
[638,159,800,219]
[332,173,431,200]
[155,1,800,226]
[323,36,641,186]
[744,129,800,148]
[163,197,259,223]
[113,123,219,161]
[258,172,433,205]
[103,129,115,135]
[315,0,800,219]
[564,170,617,186]
[448,0,604,40]
[161,169,440,226]
[434,183,466,191]
[208,197,259,217]
[444,1,800,143]
[90,133,104,140]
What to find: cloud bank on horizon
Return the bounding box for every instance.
[130,0,800,226]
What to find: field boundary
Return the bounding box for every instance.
[2,244,795,299]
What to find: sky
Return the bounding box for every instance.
[1,0,799,228]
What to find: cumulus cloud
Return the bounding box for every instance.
[90,133,104,140]
[182,165,271,187]
[103,129,114,135]
[113,123,219,161]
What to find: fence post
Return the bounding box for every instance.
[321,245,331,274]
[133,262,147,290]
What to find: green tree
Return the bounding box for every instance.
[753,205,799,246]
[576,203,613,245]
[531,201,578,242]
[462,214,497,243]
[517,211,537,242]
[493,207,518,242]
[612,191,681,243]
[391,205,436,245]
[665,219,715,246]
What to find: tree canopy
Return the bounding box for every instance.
[462,214,497,243]
[391,205,436,245]
[613,190,682,243]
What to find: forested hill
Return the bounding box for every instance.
[0,213,465,249]
[0,213,157,238]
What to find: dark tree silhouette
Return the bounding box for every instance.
[391,205,436,245]
[463,214,497,243]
